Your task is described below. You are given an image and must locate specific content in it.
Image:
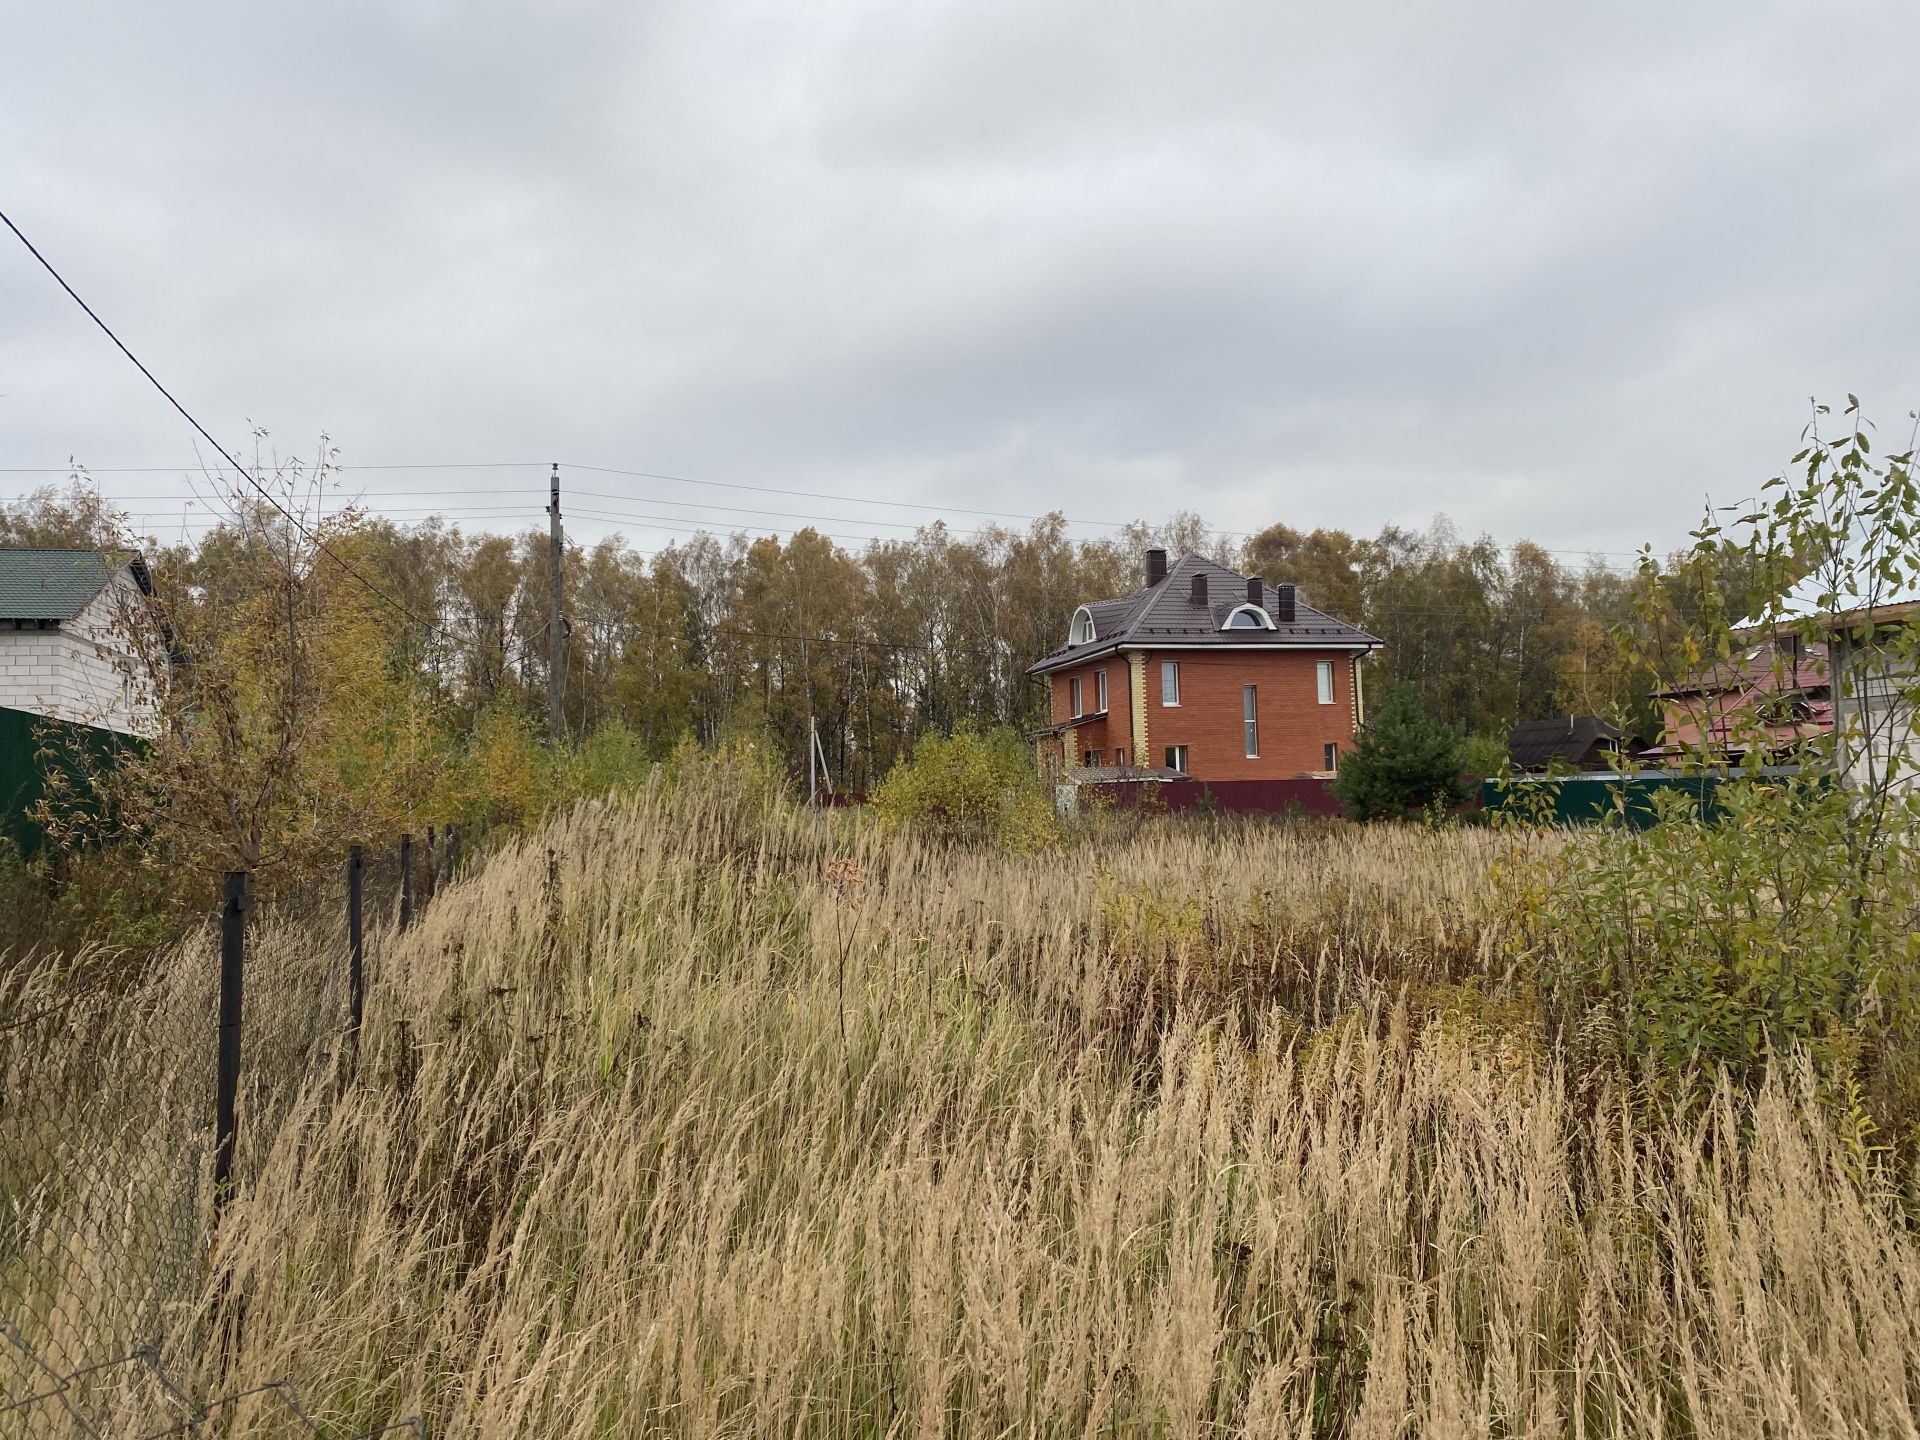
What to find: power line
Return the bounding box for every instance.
[83,488,1038,538]
[6,463,1132,538]
[558,461,1128,526]
[572,489,1019,533]
[565,504,1024,548]
[0,208,441,634]
[7,456,1649,567]
[713,625,1008,660]
[1,459,1123,529]
[0,463,548,475]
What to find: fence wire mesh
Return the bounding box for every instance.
[0,838,445,1438]
[0,946,213,1424]
[0,1320,423,1438]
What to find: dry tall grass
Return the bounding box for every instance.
[5,771,1919,1437]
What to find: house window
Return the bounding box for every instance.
[1244,685,1259,757]
[1096,668,1108,713]
[1070,676,1082,718]
[1165,745,1188,774]
[1086,749,1103,767]
[1069,607,1097,645]
[1161,660,1180,706]
[1316,661,1335,705]
[1115,747,1127,767]
[1324,743,1338,774]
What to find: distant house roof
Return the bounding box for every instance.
[1027,553,1380,676]
[0,549,150,623]
[1507,715,1628,770]
[1653,638,1831,701]
[1647,638,1835,759]
[1066,764,1185,783]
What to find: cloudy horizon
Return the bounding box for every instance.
[4,1,1916,569]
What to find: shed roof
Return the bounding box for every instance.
[0,549,134,622]
[1507,715,1627,769]
[1027,553,1379,676]
[1066,764,1186,783]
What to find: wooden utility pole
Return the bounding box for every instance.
[547,462,566,743]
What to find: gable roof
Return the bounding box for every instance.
[1507,715,1627,769]
[0,549,148,623]
[1654,637,1831,701]
[1027,553,1380,676]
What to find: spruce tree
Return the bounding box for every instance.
[1333,683,1467,821]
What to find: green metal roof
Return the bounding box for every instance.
[0,549,120,622]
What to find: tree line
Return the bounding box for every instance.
[3,465,1749,801]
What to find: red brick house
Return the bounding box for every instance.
[1026,549,1381,784]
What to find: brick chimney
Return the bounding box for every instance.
[1190,572,1208,606]
[1246,577,1264,607]
[1274,583,1296,624]
[1145,548,1168,587]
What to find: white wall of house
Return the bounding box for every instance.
[0,571,157,735]
[1835,649,1919,795]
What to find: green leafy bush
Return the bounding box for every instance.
[1459,730,1511,779]
[1500,398,1920,1131]
[1515,777,1920,1095]
[1333,684,1468,820]
[872,725,1056,852]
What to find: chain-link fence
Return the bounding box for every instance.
[0,1320,424,1438]
[0,945,213,1427]
[0,834,457,1437]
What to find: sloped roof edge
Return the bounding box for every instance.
[0,548,143,622]
[1027,553,1380,675]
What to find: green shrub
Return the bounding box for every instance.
[1512,775,1920,1109]
[1333,684,1468,821]
[872,724,1056,852]
[563,719,656,799]
[1459,730,1511,779]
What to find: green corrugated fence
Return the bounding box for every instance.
[0,705,139,856]
[1478,767,1819,829]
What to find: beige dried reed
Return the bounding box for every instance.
[4,772,1916,1437]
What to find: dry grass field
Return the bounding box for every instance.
[5,767,1919,1437]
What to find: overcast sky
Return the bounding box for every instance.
[3,1,1916,568]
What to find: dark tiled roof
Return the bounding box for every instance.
[1507,715,1627,769]
[0,549,122,622]
[1027,553,1380,675]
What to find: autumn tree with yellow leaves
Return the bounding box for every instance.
[37,446,449,897]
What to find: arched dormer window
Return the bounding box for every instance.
[1068,606,1097,645]
[1222,603,1275,631]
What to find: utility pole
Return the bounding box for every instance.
[547,462,566,744]
[804,635,816,807]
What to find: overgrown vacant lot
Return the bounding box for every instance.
[7,771,1920,1437]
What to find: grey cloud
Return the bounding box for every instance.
[2,0,1917,562]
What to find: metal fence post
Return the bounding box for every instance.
[348,845,365,1049]
[214,870,250,1208]
[398,832,413,933]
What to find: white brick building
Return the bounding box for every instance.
[0,549,159,736]
[1777,573,1920,796]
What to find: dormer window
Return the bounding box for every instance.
[1222,604,1275,630]
[1068,606,1097,645]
